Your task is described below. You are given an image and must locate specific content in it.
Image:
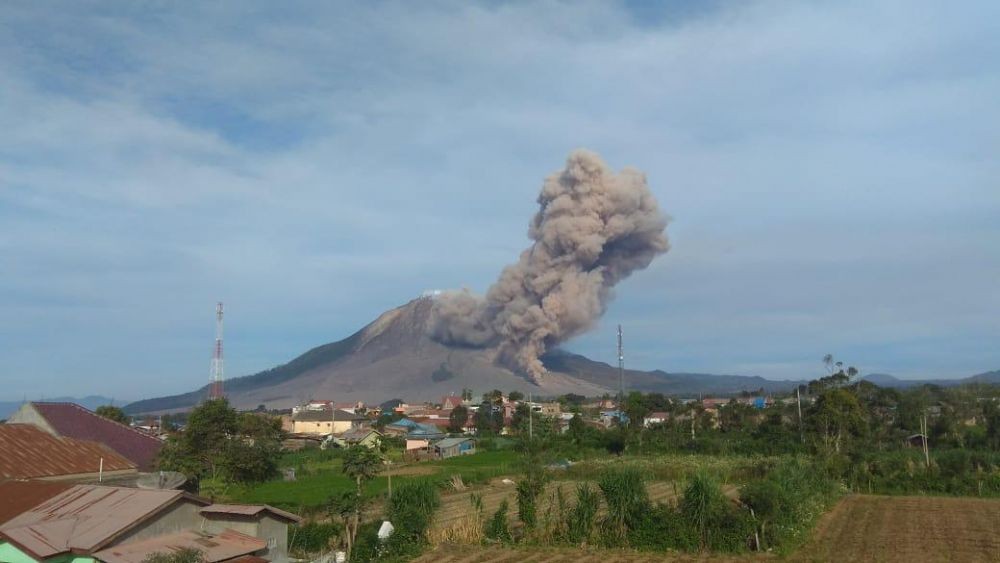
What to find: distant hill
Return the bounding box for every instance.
[0,395,124,420]
[124,297,812,414]
[862,370,1000,389]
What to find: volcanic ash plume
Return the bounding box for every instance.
[430,149,670,383]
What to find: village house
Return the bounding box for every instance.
[433,437,476,459]
[290,408,368,435]
[0,484,301,563]
[8,402,164,471]
[0,424,137,482]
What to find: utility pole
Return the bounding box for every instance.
[796,386,804,443]
[921,414,930,468]
[528,391,533,441]
[617,324,625,406]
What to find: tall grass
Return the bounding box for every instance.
[597,467,650,546]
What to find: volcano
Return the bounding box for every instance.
[125,296,808,414]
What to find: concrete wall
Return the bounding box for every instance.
[292,420,354,435]
[111,499,203,546]
[7,404,57,435]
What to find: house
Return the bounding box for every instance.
[8,402,164,471]
[0,481,73,526]
[440,395,463,410]
[0,484,301,563]
[199,504,302,562]
[434,437,475,459]
[644,412,670,427]
[0,423,137,482]
[332,428,382,449]
[291,409,368,435]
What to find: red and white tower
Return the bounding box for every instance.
[209,302,225,400]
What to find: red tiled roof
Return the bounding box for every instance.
[0,481,74,525]
[0,424,136,481]
[30,403,163,471]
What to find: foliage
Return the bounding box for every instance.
[383,480,441,557]
[597,466,649,545]
[740,458,841,553]
[565,483,600,544]
[485,499,513,544]
[289,521,341,556]
[448,405,469,433]
[141,549,204,563]
[95,405,129,425]
[156,399,283,486]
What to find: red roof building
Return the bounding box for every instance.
[0,424,136,481]
[8,402,163,471]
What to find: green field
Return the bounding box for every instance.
[207,448,520,513]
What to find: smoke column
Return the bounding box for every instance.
[430,149,670,383]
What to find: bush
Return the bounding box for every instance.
[383,481,441,557]
[680,472,750,552]
[485,500,512,543]
[288,522,340,555]
[597,467,649,546]
[740,458,841,552]
[566,483,600,544]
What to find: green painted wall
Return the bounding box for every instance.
[0,541,39,563]
[0,542,96,563]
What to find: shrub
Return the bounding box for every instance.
[566,483,600,544]
[680,472,748,551]
[597,467,649,546]
[383,481,441,557]
[288,522,340,555]
[485,500,512,544]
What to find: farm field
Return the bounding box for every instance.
[416,495,1000,562]
[431,479,738,534]
[794,495,1000,562]
[206,449,519,512]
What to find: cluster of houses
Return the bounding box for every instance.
[0,402,301,563]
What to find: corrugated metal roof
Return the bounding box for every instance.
[94,528,266,563]
[29,402,164,471]
[0,424,136,480]
[434,437,473,449]
[200,504,302,523]
[0,481,74,525]
[0,484,197,558]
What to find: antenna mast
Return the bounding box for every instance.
[209,302,225,400]
[617,324,625,404]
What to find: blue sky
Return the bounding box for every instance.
[1,1,998,401]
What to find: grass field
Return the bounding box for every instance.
[415,495,1000,562]
[209,449,520,512]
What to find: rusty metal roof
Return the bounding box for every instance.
[0,424,136,480]
[0,484,200,558]
[0,481,74,525]
[29,402,164,471]
[93,528,266,563]
[200,504,302,523]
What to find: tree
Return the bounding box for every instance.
[338,446,382,560]
[448,405,469,433]
[809,388,866,452]
[96,405,129,425]
[508,390,525,402]
[156,399,282,487]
